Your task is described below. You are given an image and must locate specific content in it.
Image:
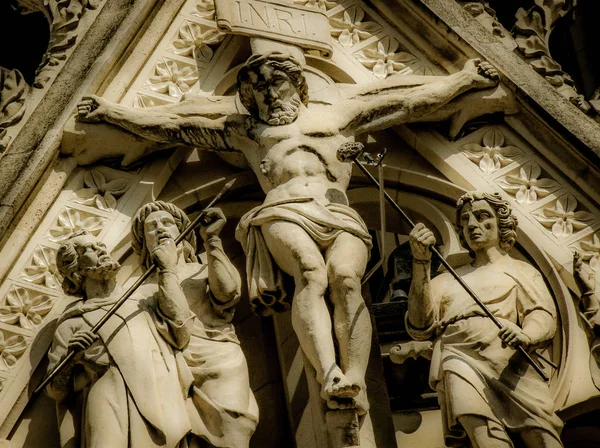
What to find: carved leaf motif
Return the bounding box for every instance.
[148,60,199,98]
[497,162,559,205]
[73,170,130,211]
[0,287,54,329]
[461,128,522,175]
[172,22,225,63]
[579,232,600,274]
[0,68,30,152]
[329,6,381,48]
[24,0,106,88]
[0,331,28,371]
[192,0,216,20]
[533,194,596,239]
[133,95,156,108]
[513,0,580,105]
[48,208,105,242]
[356,37,426,79]
[21,246,61,290]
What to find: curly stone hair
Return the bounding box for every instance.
[131,201,198,270]
[456,191,518,258]
[237,52,309,115]
[56,230,91,296]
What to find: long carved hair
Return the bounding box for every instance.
[131,201,198,270]
[456,191,518,258]
[237,52,309,115]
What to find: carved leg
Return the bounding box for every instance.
[521,429,563,448]
[326,410,360,448]
[458,415,514,448]
[85,367,128,448]
[261,221,337,386]
[325,232,371,414]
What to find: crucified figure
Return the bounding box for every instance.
[77,52,505,414]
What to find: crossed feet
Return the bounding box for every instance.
[321,367,369,416]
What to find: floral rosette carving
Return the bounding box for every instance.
[73,170,130,211]
[461,128,522,175]
[0,331,28,372]
[20,246,61,289]
[0,68,30,152]
[497,162,559,205]
[533,194,596,240]
[0,287,54,329]
[356,37,433,79]
[147,60,199,98]
[47,207,105,242]
[329,6,381,48]
[172,22,225,63]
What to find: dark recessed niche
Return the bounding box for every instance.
[0,3,49,85]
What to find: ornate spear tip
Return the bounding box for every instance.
[336,142,365,163]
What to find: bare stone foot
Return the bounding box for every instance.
[321,368,360,402]
[463,58,499,90]
[326,389,370,416]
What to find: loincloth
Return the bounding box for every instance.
[235,198,372,316]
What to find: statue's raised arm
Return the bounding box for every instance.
[336,58,504,137]
[77,92,241,152]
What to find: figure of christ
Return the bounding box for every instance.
[408,192,563,448]
[76,51,503,413]
[130,202,259,448]
[46,231,195,448]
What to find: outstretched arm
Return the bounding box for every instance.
[78,94,240,152]
[339,59,499,136]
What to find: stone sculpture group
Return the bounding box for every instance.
[44,42,564,447]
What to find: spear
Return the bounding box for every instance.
[337,142,556,382]
[34,178,237,395]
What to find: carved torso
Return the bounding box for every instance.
[227,105,354,204]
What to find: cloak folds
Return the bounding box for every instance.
[406,259,563,446]
[235,197,372,316]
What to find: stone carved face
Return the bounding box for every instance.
[249,63,302,126]
[143,210,181,253]
[69,233,119,283]
[458,199,500,252]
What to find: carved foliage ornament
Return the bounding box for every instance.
[0,330,28,372]
[147,59,199,98]
[73,169,130,212]
[356,37,432,79]
[533,194,596,240]
[329,6,381,48]
[0,286,54,330]
[172,21,225,63]
[20,246,61,290]
[0,68,29,153]
[461,128,523,175]
[12,0,104,88]
[497,162,560,205]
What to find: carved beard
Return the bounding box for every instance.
[84,258,121,278]
[264,94,302,126]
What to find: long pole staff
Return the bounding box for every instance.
[34,178,237,395]
[338,143,554,382]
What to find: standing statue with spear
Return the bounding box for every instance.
[338,142,564,448]
[41,181,247,448]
